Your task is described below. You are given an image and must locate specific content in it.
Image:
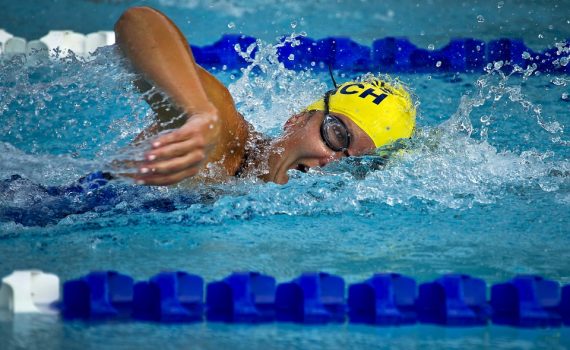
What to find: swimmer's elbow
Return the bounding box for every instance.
[114,6,160,34]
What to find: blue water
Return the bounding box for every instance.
[1,0,570,349]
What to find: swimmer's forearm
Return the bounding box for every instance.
[114,6,216,116]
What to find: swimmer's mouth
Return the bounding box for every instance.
[295,164,310,173]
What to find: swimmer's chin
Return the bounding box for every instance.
[273,172,290,185]
[258,168,289,184]
[274,163,311,184]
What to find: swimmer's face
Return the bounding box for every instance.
[263,110,376,184]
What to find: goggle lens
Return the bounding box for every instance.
[321,115,350,152]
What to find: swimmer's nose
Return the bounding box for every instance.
[320,149,348,167]
[318,154,338,167]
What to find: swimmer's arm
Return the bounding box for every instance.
[115,6,248,185]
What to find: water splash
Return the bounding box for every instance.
[0,47,151,182]
[0,36,568,229]
[228,32,326,134]
[442,61,567,149]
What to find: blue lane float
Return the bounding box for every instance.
[206,272,275,323]
[491,275,562,327]
[275,272,346,323]
[133,271,203,322]
[191,35,569,73]
[562,285,570,325]
[62,270,133,319]
[348,273,416,325]
[191,34,257,70]
[416,274,490,326]
[7,270,569,327]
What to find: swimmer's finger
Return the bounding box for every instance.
[152,113,217,148]
[145,136,205,161]
[152,128,193,148]
[134,167,201,186]
[140,150,206,175]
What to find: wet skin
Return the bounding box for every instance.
[263,110,376,184]
[115,6,375,186]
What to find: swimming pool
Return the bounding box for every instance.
[1,0,570,349]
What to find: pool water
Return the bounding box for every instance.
[1,0,570,349]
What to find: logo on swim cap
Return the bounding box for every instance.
[305,78,416,148]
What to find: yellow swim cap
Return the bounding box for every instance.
[306,78,416,148]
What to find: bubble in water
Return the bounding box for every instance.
[539,177,561,192]
[551,77,567,86]
[497,1,504,8]
[477,15,485,23]
[428,44,435,51]
[522,51,531,60]
[538,34,544,39]
[548,25,554,30]
[227,22,235,29]
[436,61,442,68]
[480,115,491,123]
[290,21,298,29]
[427,75,432,80]
[288,54,295,61]
[562,92,569,100]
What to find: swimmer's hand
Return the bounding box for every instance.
[133,110,220,186]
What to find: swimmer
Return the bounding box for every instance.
[114,6,416,186]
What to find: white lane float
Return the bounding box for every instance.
[0,270,60,314]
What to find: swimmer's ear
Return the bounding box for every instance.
[284,111,312,131]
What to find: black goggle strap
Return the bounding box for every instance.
[323,89,334,115]
[328,64,338,89]
[322,89,351,154]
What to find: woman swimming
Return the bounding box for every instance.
[114,6,416,186]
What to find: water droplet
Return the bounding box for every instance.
[497,1,504,8]
[477,15,485,23]
[290,21,298,29]
[428,44,435,51]
[288,54,295,61]
[436,61,442,67]
[551,77,566,86]
[227,22,235,29]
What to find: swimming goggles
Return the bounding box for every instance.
[320,90,351,155]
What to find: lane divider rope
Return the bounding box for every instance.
[0,29,568,73]
[1,270,569,327]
